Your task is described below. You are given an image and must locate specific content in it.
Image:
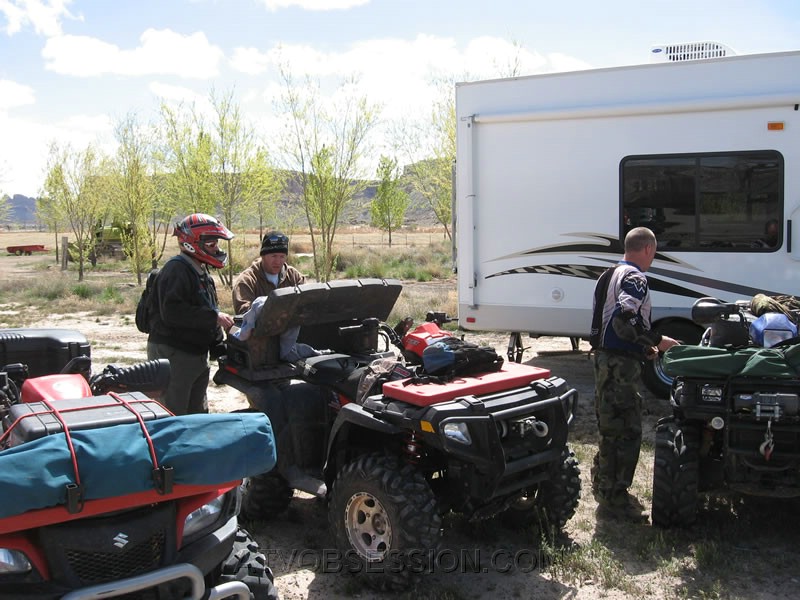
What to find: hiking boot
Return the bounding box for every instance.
[284,465,327,498]
[596,493,649,524]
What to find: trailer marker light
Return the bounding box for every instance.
[767,122,784,131]
[465,317,476,323]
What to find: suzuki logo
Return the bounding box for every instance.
[113,533,129,549]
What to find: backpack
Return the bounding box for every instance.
[421,336,504,379]
[135,268,161,334]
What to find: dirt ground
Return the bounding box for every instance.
[3,240,800,599]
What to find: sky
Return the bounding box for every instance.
[1,0,799,198]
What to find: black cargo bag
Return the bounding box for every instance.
[422,336,504,379]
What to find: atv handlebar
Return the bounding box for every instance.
[691,297,751,327]
[89,359,171,396]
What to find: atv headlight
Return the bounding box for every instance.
[442,421,472,445]
[183,495,225,539]
[701,385,723,403]
[0,549,31,574]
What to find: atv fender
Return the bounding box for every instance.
[324,403,402,476]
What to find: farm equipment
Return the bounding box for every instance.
[68,221,131,265]
[214,278,580,591]
[0,328,279,599]
[652,296,800,528]
[6,244,47,256]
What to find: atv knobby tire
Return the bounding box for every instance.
[240,470,293,521]
[328,452,442,592]
[501,446,581,531]
[652,419,700,528]
[216,526,279,600]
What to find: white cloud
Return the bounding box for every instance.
[0,0,77,37]
[231,34,589,124]
[230,46,272,75]
[260,0,370,11]
[0,79,35,110]
[148,81,216,119]
[0,110,114,197]
[42,29,223,79]
[149,81,207,105]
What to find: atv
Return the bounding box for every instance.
[214,278,580,591]
[0,328,279,600]
[652,297,800,528]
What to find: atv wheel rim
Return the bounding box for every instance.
[343,492,392,562]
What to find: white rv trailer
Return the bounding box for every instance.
[454,50,800,397]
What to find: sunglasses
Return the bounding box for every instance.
[203,239,220,249]
[263,234,289,247]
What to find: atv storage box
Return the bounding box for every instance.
[222,278,402,378]
[2,391,171,447]
[0,328,90,377]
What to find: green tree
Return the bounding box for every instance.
[158,101,215,215]
[392,40,527,240]
[112,112,159,283]
[35,193,66,264]
[392,80,455,239]
[277,66,379,281]
[207,89,280,286]
[370,155,408,246]
[42,142,111,281]
[0,193,10,227]
[156,101,216,267]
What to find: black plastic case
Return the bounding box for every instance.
[0,328,91,377]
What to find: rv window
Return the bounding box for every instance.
[621,151,783,251]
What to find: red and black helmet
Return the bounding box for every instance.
[173,213,234,269]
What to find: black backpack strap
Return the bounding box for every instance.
[589,265,620,350]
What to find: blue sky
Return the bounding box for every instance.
[1,0,799,198]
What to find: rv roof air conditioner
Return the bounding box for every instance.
[650,41,736,63]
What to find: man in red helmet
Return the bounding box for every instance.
[147,214,236,415]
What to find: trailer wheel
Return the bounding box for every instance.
[328,452,442,591]
[651,420,700,528]
[501,447,581,532]
[216,526,279,600]
[642,321,703,398]
[240,470,293,521]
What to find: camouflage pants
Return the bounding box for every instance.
[592,350,643,505]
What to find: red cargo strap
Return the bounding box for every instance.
[31,398,85,514]
[108,392,173,494]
